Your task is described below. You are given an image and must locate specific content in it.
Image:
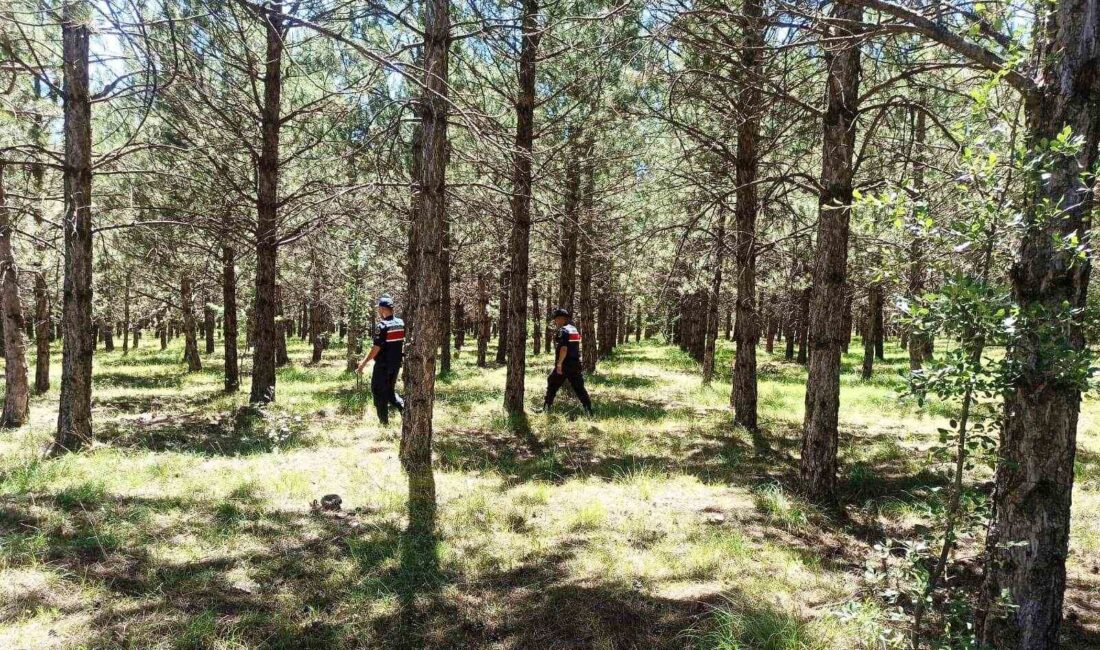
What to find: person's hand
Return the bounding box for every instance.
[356,361,367,375]
[554,364,563,375]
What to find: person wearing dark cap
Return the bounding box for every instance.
[539,307,593,415]
[356,295,405,424]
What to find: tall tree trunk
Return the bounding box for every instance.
[702,205,725,385]
[578,140,597,374]
[477,273,489,367]
[400,0,449,496]
[310,274,325,364]
[103,320,114,352]
[557,131,581,313]
[34,272,50,394]
[52,4,94,454]
[495,264,509,365]
[731,0,764,428]
[222,245,239,392]
[861,283,881,380]
[204,298,215,355]
[122,274,131,354]
[528,281,536,356]
[249,4,283,404]
[907,104,928,371]
[504,0,540,414]
[181,274,201,372]
[975,7,1100,645]
[440,218,452,374]
[453,298,464,352]
[800,0,862,502]
[0,163,29,427]
[544,287,553,352]
[275,285,289,367]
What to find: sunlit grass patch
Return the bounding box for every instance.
[752,483,809,530]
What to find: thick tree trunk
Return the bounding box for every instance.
[249,4,283,404]
[0,163,30,427]
[52,5,94,454]
[731,0,763,428]
[504,1,539,414]
[477,274,489,367]
[181,274,201,372]
[702,205,725,385]
[800,0,862,502]
[222,245,239,392]
[975,6,1100,643]
[400,0,448,483]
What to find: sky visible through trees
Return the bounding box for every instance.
[1,0,1099,647]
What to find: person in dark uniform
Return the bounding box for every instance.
[540,307,593,415]
[356,295,405,424]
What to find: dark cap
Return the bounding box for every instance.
[549,307,570,320]
[378,295,394,308]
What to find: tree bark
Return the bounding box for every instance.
[181,274,202,372]
[477,273,489,367]
[861,282,881,380]
[204,298,215,355]
[52,4,95,454]
[974,4,1100,644]
[249,4,284,404]
[578,139,597,374]
[702,204,725,385]
[495,264,509,365]
[275,285,290,367]
[440,217,452,374]
[121,275,131,354]
[504,0,540,413]
[34,272,50,394]
[800,0,862,502]
[731,0,764,428]
[557,131,582,314]
[400,0,448,482]
[907,104,928,371]
[532,282,541,354]
[222,245,239,392]
[0,163,29,427]
[310,274,326,364]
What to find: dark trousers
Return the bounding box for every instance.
[371,363,404,424]
[544,361,592,412]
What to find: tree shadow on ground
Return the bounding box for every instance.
[0,478,831,649]
[94,405,313,456]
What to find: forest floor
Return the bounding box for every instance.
[1,336,1098,649]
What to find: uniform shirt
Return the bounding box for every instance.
[555,323,582,363]
[372,316,405,366]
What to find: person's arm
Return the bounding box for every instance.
[357,345,381,373]
[357,322,385,373]
[555,345,567,374]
